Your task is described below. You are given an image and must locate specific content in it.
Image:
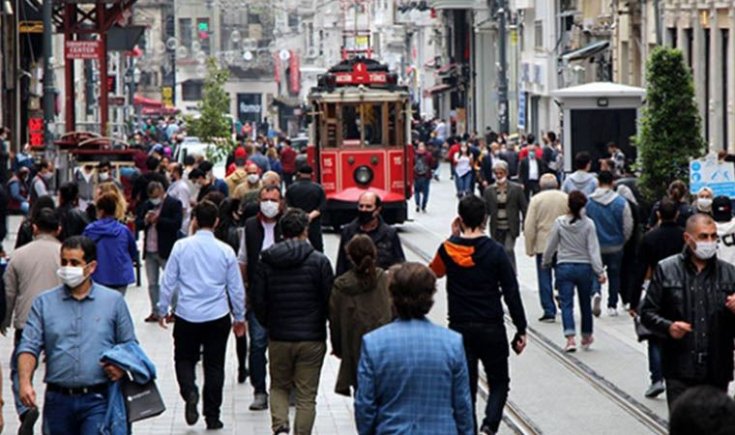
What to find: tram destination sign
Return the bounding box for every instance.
[65,41,102,60]
[334,63,387,85]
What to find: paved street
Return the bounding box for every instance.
[0,166,729,434]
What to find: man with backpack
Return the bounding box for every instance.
[414,142,435,213]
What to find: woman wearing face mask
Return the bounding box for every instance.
[543,191,606,352]
[452,143,475,198]
[694,187,714,215]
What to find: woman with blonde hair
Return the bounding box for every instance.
[91,181,128,222]
[329,235,392,396]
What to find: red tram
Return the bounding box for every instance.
[307,58,413,228]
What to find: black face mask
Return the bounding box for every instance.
[358,210,375,225]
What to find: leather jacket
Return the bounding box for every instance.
[640,249,735,383]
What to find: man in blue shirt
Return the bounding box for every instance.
[17,236,137,435]
[158,200,246,430]
[355,262,474,435]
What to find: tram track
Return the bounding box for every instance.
[400,236,669,435]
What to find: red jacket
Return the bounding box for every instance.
[447,143,461,166]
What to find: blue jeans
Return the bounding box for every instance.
[42,390,108,435]
[144,252,167,315]
[556,263,594,337]
[247,310,268,393]
[536,255,556,317]
[593,250,624,309]
[456,172,473,196]
[648,340,663,383]
[414,177,430,210]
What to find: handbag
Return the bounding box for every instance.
[121,378,166,423]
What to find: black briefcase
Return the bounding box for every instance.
[121,378,166,423]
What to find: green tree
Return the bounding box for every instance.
[187,58,234,162]
[636,47,706,201]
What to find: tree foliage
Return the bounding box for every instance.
[636,47,705,201]
[186,58,234,163]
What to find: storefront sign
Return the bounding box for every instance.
[65,40,102,60]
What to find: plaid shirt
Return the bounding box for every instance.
[355,318,474,435]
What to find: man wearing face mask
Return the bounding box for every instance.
[641,213,735,411]
[29,160,54,206]
[335,191,405,277]
[17,235,137,434]
[136,181,182,322]
[518,136,548,201]
[238,185,285,411]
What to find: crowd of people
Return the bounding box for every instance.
[0,113,731,435]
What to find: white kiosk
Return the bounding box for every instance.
[552,82,646,172]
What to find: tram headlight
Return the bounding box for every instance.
[354,165,373,185]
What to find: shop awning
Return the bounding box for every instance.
[133,95,164,107]
[560,40,610,62]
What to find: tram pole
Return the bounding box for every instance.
[495,0,509,134]
[42,0,56,153]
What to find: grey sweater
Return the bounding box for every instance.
[542,214,604,276]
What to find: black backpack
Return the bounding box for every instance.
[414,155,429,176]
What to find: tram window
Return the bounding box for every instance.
[322,103,338,148]
[341,103,385,146]
[363,104,384,146]
[342,105,361,142]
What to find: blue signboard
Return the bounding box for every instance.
[690,154,735,198]
[518,91,527,130]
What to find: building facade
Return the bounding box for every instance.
[615,0,734,152]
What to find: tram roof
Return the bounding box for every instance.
[308,87,409,103]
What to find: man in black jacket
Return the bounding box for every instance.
[518,140,549,200]
[253,208,333,435]
[630,198,684,399]
[429,195,527,434]
[238,185,285,410]
[641,213,735,410]
[335,192,405,276]
[136,181,182,322]
[56,182,89,242]
[132,156,168,213]
[285,165,326,252]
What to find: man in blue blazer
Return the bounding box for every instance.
[354,263,474,435]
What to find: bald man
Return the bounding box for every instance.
[641,213,735,411]
[335,191,405,276]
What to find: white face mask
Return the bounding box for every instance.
[496,176,507,184]
[247,174,260,184]
[57,266,87,288]
[99,172,110,181]
[260,200,279,218]
[697,197,713,209]
[693,241,718,260]
[150,197,162,206]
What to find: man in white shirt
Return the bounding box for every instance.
[158,201,246,430]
